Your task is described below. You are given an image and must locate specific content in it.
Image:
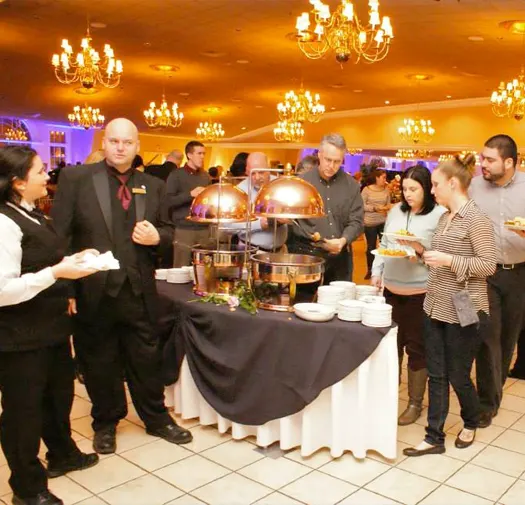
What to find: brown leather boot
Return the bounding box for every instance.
[398,368,427,426]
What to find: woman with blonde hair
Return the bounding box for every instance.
[404,153,497,457]
[84,149,105,165]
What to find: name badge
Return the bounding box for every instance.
[132,186,147,195]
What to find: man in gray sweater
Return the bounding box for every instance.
[164,141,210,266]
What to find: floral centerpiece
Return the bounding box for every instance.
[193,280,258,315]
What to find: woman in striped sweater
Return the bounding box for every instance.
[403,154,497,457]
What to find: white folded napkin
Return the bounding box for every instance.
[80,251,120,271]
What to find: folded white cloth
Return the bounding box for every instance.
[79,251,120,271]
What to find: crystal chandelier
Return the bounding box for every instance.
[398,117,435,145]
[68,104,105,129]
[396,148,432,159]
[295,0,394,64]
[348,148,363,155]
[196,122,225,142]
[277,88,325,123]
[51,26,122,89]
[490,67,525,121]
[273,120,305,143]
[143,96,184,128]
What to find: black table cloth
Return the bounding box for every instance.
[157,282,393,426]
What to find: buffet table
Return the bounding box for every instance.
[158,282,399,459]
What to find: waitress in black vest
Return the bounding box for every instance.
[0,146,100,505]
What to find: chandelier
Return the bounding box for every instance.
[277,88,325,123]
[68,104,105,129]
[144,95,184,128]
[348,148,363,155]
[196,122,225,142]
[4,124,28,142]
[295,0,394,64]
[398,117,435,145]
[273,120,305,143]
[51,26,122,89]
[395,149,432,159]
[490,67,525,121]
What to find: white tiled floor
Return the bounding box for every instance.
[1,239,524,505]
[0,372,524,505]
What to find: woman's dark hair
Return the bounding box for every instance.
[0,145,38,204]
[132,154,144,169]
[208,166,219,178]
[367,168,386,186]
[229,152,249,177]
[400,164,436,215]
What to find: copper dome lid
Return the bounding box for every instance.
[252,175,325,219]
[187,182,252,223]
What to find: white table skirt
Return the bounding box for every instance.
[165,326,398,459]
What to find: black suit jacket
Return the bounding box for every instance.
[145,161,177,182]
[51,161,173,320]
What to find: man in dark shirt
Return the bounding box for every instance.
[145,149,183,182]
[164,140,210,266]
[52,118,193,455]
[287,133,364,283]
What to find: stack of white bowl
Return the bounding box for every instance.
[166,268,192,284]
[362,303,393,327]
[329,281,356,300]
[317,285,347,311]
[356,284,379,300]
[337,300,366,322]
[360,295,386,304]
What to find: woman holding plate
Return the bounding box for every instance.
[371,165,445,425]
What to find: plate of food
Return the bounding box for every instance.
[382,230,425,243]
[504,217,525,231]
[372,248,410,258]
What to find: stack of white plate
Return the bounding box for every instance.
[329,281,356,300]
[166,268,192,284]
[155,269,168,280]
[181,265,195,283]
[362,303,393,328]
[360,295,386,304]
[317,285,347,311]
[294,303,336,322]
[337,300,366,322]
[356,285,379,299]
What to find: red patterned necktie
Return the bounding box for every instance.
[116,174,132,210]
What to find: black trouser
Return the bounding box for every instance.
[476,266,525,414]
[511,323,525,376]
[424,314,485,446]
[384,289,426,371]
[0,342,79,498]
[74,282,172,432]
[364,223,384,274]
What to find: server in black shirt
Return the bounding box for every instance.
[52,118,192,457]
[0,146,100,505]
[288,133,364,283]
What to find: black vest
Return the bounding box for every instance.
[104,173,142,297]
[0,204,71,352]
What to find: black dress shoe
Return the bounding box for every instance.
[93,425,117,454]
[478,411,493,429]
[47,452,99,478]
[12,490,63,505]
[403,444,445,457]
[455,429,476,449]
[146,422,193,445]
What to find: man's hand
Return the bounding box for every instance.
[322,237,347,255]
[190,186,205,198]
[132,220,160,246]
[511,229,525,238]
[68,298,77,316]
[422,250,453,268]
[370,276,382,289]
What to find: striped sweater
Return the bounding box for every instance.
[362,186,391,226]
[423,199,497,324]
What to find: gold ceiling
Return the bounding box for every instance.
[0,0,524,138]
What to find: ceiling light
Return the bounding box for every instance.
[149,64,178,72]
[196,122,225,142]
[236,59,250,64]
[75,87,100,95]
[201,50,227,58]
[255,105,264,109]
[179,92,190,96]
[353,89,363,93]
[89,22,107,29]
[241,126,247,130]
[273,120,304,143]
[406,74,433,81]
[398,118,435,144]
[384,100,390,104]
[203,106,221,113]
[491,69,525,121]
[446,95,452,99]
[231,97,242,102]
[330,83,345,89]
[330,106,336,110]
[468,36,484,41]
[68,104,105,129]
[277,88,325,123]
[143,71,183,128]
[499,20,525,35]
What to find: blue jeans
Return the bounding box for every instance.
[423,314,486,446]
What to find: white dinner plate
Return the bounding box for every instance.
[371,249,410,259]
[293,303,336,323]
[382,232,425,243]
